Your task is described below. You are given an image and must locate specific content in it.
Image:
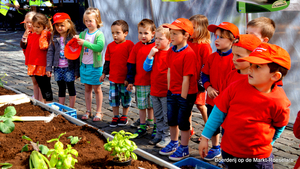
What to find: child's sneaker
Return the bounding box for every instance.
[204,146,221,160]
[110,117,119,127]
[118,116,128,126]
[156,137,171,148]
[131,118,140,128]
[169,145,189,161]
[151,125,157,138]
[134,128,147,138]
[159,141,178,155]
[149,138,161,145]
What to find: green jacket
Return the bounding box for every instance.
[0,0,17,16]
[79,29,105,68]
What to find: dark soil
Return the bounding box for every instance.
[0,87,168,169]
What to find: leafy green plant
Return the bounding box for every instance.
[67,136,82,145]
[0,73,7,87]
[0,163,12,169]
[47,132,78,169]
[0,106,55,134]
[21,135,49,155]
[104,130,138,162]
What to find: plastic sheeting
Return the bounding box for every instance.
[91,0,300,124]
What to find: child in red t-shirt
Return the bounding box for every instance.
[221,34,261,91]
[188,14,212,138]
[126,19,156,137]
[201,22,239,160]
[199,43,291,168]
[143,25,171,147]
[100,20,134,127]
[159,18,198,161]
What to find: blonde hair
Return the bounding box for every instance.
[189,14,211,44]
[137,19,156,32]
[23,11,36,29]
[156,24,170,40]
[52,19,77,40]
[83,7,103,28]
[247,17,276,41]
[32,13,53,32]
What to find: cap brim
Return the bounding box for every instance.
[237,56,272,64]
[65,50,81,60]
[20,21,25,24]
[163,24,182,30]
[53,19,65,25]
[208,25,218,33]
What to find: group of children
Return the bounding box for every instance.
[19,6,292,168]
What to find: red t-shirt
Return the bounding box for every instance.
[215,78,290,158]
[127,41,155,86]
[25,33,49,66]
[105,40,134,83]
[150,50,168,97]
[167,46,198,94]
[221,70,247,92]
[202,51,235,106]
[188,41,212,70]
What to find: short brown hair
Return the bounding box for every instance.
[217,28,235,41]
[156,25,170,40]
[83,7,103,28]
[137,19,156,32]
[247,17,275,41]
[189,14,211,44]
[112,20,129,33]
[32,13,53,31]
[268,62,288,82]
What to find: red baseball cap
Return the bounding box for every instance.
[64,38,82,60]
[233,34,261,52]
[163,18,194,36]
[208,22,239,38]
[53,12,71,25]
[237,43,291,70]
[20,20,25,24]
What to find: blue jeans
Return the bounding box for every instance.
[167,90,196,131]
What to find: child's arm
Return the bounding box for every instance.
[39,30,50,50]
[181,76,190,99]
[271,126,286,145]
[167,68,170,90]
[100,46,110,82]
[199,105,226,158]
[79,32,105,52]
[294,111,300,139]
[20,29,30,49]
[126,63,135,91]
[143,46,158,72]
[46,40,55,77]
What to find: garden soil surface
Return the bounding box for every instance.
[0,87,168,169]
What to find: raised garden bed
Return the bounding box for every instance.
[0,86,173,169]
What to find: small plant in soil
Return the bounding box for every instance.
[67,136,82,145]
[0,73,7,87]
[104,130,138,162]
[47,132,78,169]
[0,163,13,169]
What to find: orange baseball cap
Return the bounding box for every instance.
[20,20,25,24]
[233,34,261,51]
[163,18,194,36]
[64,38,82,60]
[208,22,239,38]
[53,12,71,25]
[237,43,291,70]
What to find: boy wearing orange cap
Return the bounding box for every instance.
[199,43,291,168]
[201,22,239,160]
[159,18,198,161]
[221,34,261,91]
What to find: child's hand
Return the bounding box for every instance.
[75,76,79,80]
[126,84,133,92]
[73,35,79,39]
[198,137,209,159]
[23,29,30,38]
[77,39,85,46]
[207,86,219,99]
[124,80,128,87]
[46,71,52,77]
[148,46,159,59]
[99,74,106,82]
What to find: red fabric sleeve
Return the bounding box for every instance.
[183,54,196,76]
[293,111,300,139]
[272,91,290,127]
[127,43,138,64]
[105,44,111,61]
[200,44,212,66]
[214,84,232,114]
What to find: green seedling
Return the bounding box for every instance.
[67,136,82,145]
[0,73,7,87]
[0,106,55,134]
[0,163,12,169]
[104,130,138,162]
[21,135,49,155]
[47,132,78,169]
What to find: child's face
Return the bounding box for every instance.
[214,29,233,53]
[155,32,170,50]
[138,26,154,43]
[55,20,69,36]
[33,22,44,34]
[248,63,274,90]
[170,29,186,47]
[25,17,33,31]
[84,14,97,32]
[111,25,127,44]
[190,20,199,40]
[232,46,251,70]
[246,26,264,42]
